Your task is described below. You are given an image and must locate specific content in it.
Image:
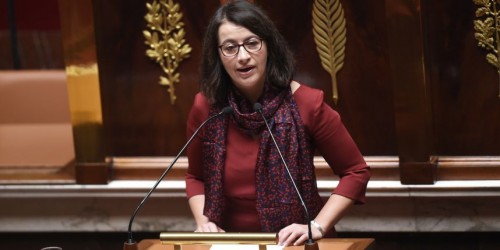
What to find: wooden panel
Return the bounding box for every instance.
[385,0,436,184]
[423,1,500,155]
[110,156,401,181]
[110,156,500,181]
[92,0,398,157]
[92,0,220,156]
[59,0,108,184]
[2,0,499,183]
[258,0,398,156]
[138,238,374,250]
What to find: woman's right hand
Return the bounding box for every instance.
[195,221,225,232]
[188,195,225,232]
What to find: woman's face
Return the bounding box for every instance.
[218,20,268,102]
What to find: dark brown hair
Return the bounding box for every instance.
[200,0,295,105]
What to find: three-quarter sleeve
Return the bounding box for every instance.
[295,86,370,204]
[185,93,210,198]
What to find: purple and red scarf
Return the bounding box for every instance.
[202,84,324,232]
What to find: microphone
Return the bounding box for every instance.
[124,106,233,250]
[253,103,319,250]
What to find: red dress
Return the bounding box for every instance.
[185,84,370,232]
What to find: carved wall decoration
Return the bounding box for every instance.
[312,0,347,104]
[143,0,192,104]
[473,0,500,98]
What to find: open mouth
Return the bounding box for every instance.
[237,66,254,73]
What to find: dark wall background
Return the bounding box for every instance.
[2,0,499,160]
[423,1,500,155]
[92,0,398,157]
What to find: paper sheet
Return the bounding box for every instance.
[209,244,284,250]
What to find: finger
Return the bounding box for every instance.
[282,231,300,247]
[200,223,212,232]
[277,228,293,246]
[293,233,309,246]
[206,222,219,232]
[197,224,211,232]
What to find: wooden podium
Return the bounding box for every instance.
[136,232,373,250]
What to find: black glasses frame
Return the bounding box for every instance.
[218,38,263,57]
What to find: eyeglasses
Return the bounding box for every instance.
[218,38,263,57]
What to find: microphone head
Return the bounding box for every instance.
[221,106,233,115]
[253,102,263,112]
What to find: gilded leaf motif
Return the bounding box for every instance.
[312,0,346,104]
[143,0,192,104]
[473,0,500,98]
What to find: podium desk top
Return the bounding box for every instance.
[138,238,374,250]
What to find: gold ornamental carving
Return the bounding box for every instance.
[144,0,192,104]
[312,0,347,104]
[473,0,500,98]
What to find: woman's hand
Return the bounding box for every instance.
[277,223,323,246]
[189,195,225,233]
[194,221,226,233]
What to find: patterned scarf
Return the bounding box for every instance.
[202,84,323,232]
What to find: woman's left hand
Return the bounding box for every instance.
[277,223,323,246]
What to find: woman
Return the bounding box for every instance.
[185,0,370,247]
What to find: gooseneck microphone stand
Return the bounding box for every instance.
[254,103,319,250]
[123,106,233,250]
